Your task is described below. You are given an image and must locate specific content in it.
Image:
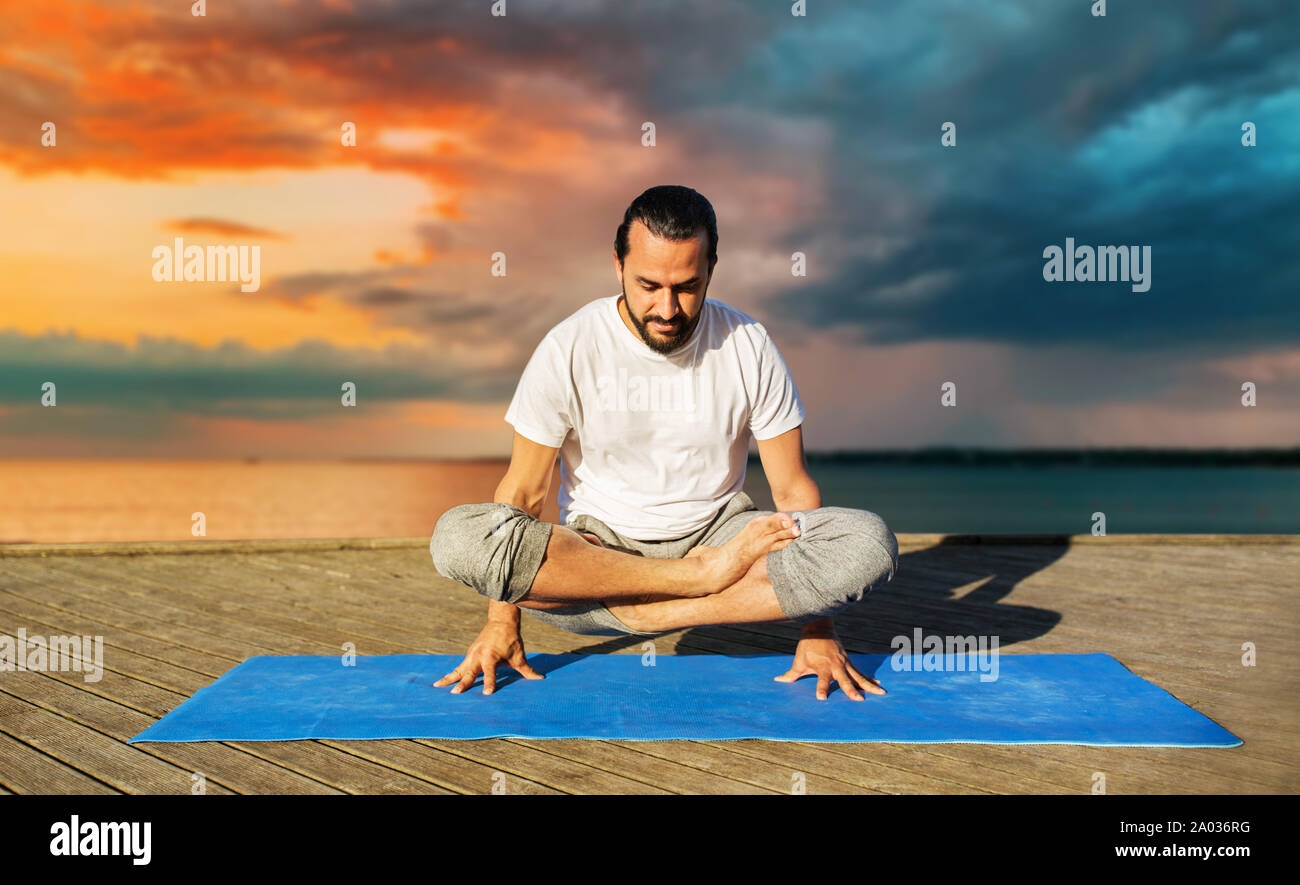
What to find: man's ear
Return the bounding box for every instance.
[613,250,623,282]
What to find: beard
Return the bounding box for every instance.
[623,287,703,354]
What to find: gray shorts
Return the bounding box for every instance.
[430,491,899,636]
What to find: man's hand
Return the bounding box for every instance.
[775,622,884,701]
[433,612,543,695]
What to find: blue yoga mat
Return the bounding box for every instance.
[129,652,1240,746]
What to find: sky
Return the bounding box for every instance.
[1,0,1297,458]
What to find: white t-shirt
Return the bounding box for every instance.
[503,294,805,540]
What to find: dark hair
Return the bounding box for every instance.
[614,185,718,266]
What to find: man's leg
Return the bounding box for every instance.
[607,550,785,631]
[429,501,799,607]
[526,515,798,602]
[605,506,899,632]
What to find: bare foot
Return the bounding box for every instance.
[688,513,799,596]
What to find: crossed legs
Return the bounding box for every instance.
[515,514,799,605]
[431,501,899,635]
[603,545,788,631]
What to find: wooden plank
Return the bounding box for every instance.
[219,741,453,794]
[320,740,560,795]
[52,556,432,656]
[0,730,119,794]
[0,688,234,794]
[0,537,430,557]
[4,533,1297,558]
[418,740,672,794]
[508,739,773,794]
[699,740,975,794]
[168,553,475,650]
[1007,742,1299,794]
[602,740,858,794]
[2,558,332,656]
[0,566,631,800]
[0,592,236,676]
[838,577,1295,656]
[0,668,342,794]
[934,544,1295,609]
[0,593,479,794]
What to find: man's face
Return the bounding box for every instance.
[615,220,715,354]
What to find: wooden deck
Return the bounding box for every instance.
[0,534,1296,794]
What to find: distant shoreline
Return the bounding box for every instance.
[2,448,1297,466]
[798,448,1300,467]
[351,448,1300,466]
[327,448,1300,467]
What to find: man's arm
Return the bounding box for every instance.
[755,424,828,633]
[433,432,557,694]
[757,425,884,701]
[495,431,559,517]
[755,424,820,513]
[484,432,560,627]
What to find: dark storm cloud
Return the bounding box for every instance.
[259,271,537,343]
[742,0,1300,351]
[0,331,520,416]
[238,0,1293,353]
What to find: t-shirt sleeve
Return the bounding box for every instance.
[503,333,573,448]
[749,324,806,440]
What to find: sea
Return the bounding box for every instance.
[1,455,1296,544]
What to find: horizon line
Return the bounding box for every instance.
[2,445,1299,465]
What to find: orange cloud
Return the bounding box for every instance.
[164,217,289,239]
[0,0,603,226]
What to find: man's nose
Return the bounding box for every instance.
[654,291,681,319]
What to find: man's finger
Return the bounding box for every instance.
[774,666,808,683]
[433,669,461,688]
[847,663,886,695]
[482,661,497,695]
[834,667,864,701]
[451,664,480,694]
[816,673,830,700]
[513,658,545,680]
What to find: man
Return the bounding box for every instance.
[431,185,899,700]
